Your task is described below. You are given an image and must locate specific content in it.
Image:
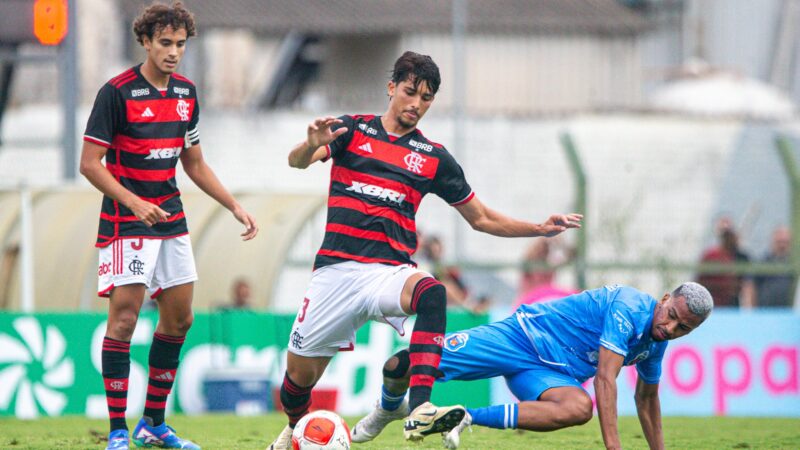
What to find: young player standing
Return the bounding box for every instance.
[80,3,258,449]
[266,51,583,449]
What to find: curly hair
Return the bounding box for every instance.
[133,1,197,45]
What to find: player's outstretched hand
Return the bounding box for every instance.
[131,199,171,227]
[233,207,259,241]
[307,116,348,149]
[540,213,583,237]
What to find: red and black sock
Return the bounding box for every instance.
[408,277,446,411]
[280,372,315,428]
[102,336,131,432]
[143,332,185,426]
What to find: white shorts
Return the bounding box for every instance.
[97,235,198,298]
[288,261,430,357]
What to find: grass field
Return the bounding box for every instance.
[0,414,798,449]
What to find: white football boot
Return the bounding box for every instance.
[266,425,293,450]
[351,399,410,443]
[403,401,466,442]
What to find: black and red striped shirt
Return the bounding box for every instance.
[314,114,473,269]
[83,64,200,247]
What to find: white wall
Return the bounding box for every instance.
[399,33,642,114]
[1,106,794,309]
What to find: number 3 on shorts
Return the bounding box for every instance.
[298,298,310,322]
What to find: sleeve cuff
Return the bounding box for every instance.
[321,144,332,163]
[84,135,111,148]
[449,191,475,206]
[599,339,628,357]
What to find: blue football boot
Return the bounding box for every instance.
[132,417,200,449]
[106,429,130,450]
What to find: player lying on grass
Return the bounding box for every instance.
[352,282,713,450]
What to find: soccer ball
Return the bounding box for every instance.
[291,410,351,450]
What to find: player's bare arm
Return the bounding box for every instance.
[288,116,348,169]
[595,346,625,450]
[635,377,665,450]
[179,144,258,240]
[79,141,170,227]
[454,195,582,237]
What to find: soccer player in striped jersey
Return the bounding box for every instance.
[354,283,713,450]
[266,51,583,449]
[80,3,257,449]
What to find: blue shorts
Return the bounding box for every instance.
[437,316,584,401]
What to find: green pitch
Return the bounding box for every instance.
[0,414,798,449]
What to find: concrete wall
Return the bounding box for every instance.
[1,107,797,310]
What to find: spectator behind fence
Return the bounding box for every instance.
[419,232,496,313]
[414,229,432,274]
[218,278,253,310]
[420,235,473,310]
[696,220,755,307]
[518,238,575,294]
[755,226,794,307]
[519,239,555,293]
[513,238,577,310]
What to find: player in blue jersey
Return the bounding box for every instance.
[353,282,713,450]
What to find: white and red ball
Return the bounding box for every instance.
[291,410,351,450]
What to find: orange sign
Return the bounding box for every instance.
[34,0,68,46]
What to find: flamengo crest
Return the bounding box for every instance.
[176,99,190,122]
[404,152,426,174]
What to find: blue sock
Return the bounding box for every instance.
[467,404,518,429]
[380,385,406,411]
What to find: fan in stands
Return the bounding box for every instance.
[291,410,351,450]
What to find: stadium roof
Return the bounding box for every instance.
[118,0,648,35]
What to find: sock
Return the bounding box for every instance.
[143,332,185,426]
[468,404,519,429]
[408,277,446,411]
[102,336,131,432]
[381,385,406,412]
[280,372,314,427]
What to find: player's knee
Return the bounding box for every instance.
[566,395,593,425]
[575,401,593,425]
[413,279,445,314]
[175,313,194,334]
[383,349,410,379]
[108,311,139,340]
[163,312,194,335]
[286,366,319,388]
[382,356,400,375]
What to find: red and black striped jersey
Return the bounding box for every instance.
[314,114,474,269]
[83,64,200,248]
